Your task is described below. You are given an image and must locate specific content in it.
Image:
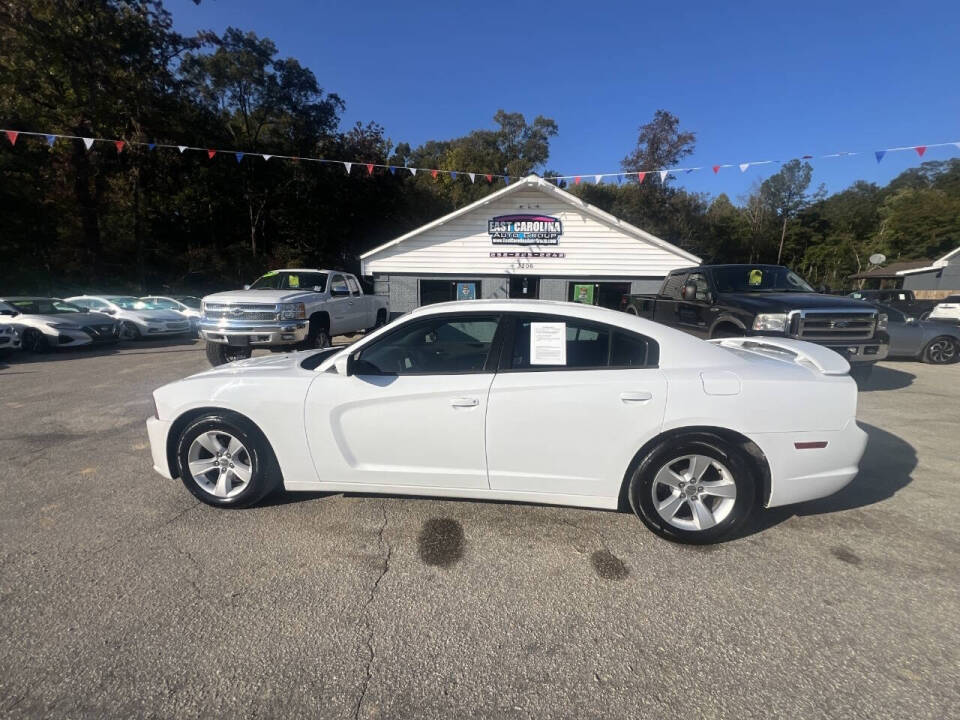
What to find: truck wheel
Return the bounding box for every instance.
[368,309,388,331]
[205,342,252,366]
[301,322,331,350]
[625,307,639,316]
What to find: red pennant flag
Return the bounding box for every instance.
[574,176,581,185]
[431,169,438,179]
[485,174,492,183]
[5,130,18,146]
[915,146,927,157]
[712,165,720,174]
[637,172,646,184]
[207,149,216,159]
[115,140,125,153]
[366,163,374,175]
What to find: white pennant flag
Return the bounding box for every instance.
[177,145,187,153]
[82,137,94,150]
[468,172,475,183]
[595,174,603,184]
[409,167,417,176]
[343,162,352,174]
[739,163,750,173]
[954,142,960,150]
[659,170,669,183]
[262,154,272,161]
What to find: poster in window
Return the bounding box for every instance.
[456,282,477,301]
[530,322,566,365]
[573,284,595,305]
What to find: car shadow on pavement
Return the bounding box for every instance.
[733,422,916,539]
[858,364,915,391]
[0,336,200,366]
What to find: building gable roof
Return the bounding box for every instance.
[359,175,701,265]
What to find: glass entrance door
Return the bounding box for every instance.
[508,276,539,299]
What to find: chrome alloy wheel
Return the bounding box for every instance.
[927,338,957,364]
[186,431,252,499]
[650,454,737,531]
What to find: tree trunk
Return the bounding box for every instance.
[776,216,788,264]
[72,135,103,278]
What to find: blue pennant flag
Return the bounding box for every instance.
[685,168,694,174]
[235,152,245,163]
[450,171,457,180]
[45,134,56,147]
[148,143,156,151]
[874,150,886,163]
[388,165,396,175]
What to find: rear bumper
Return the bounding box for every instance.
[199,320,309,346]
[146,417,174,479]
[750,419,868,508]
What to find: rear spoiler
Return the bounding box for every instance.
[708,337,851,376]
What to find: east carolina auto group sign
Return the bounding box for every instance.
[488,214,562,245]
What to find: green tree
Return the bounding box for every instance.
[758,159,816,263]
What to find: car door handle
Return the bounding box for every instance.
[620,391,653,403]
[450,397,479,408]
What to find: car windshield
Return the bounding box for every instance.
[111,297,155,309]
[712,266,815,293]
[174,296,202,309]
[7,298,85,314]
[249,271,328,291]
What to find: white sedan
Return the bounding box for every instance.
[146,300,867,543]
[65,295,191,339]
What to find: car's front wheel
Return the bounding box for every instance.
[21,328,49,353]
[119,321,141,341]
[629,437,757,544]
[176,414,279,508]
[922,336,959,364]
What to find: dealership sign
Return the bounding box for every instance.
[488,214,562,245]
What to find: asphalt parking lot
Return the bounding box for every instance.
[1,339,958,719]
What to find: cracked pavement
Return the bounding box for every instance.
[1,339,958,718]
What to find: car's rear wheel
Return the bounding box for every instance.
[205,341,252,366]
[629,437,756,544]
[22,328,49,353]
[922,336,959,364]
[176,414,279,508]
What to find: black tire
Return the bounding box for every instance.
[22,328,50,353]
[849,364,874,386]
[176,413,280,508]
[119,321,141,341]
[368,309,388,332]
[625,307,639,316]
[628,436,757,544]
[711,325,744,339]
[922,336,959,364]
[205,341,252,366]
[300,321,331,350]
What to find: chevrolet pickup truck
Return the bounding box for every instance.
[621,264,889,381]
[200,269,388,366]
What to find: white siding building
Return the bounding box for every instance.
[360,174,700,315]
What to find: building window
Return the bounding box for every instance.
[567,282,632,309]
[419,279,479,305]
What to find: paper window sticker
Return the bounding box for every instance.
[288,275,300,288]
[530,322,567,366]
[748,269,763,286]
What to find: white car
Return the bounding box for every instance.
[140,295,203,334]
[65,295,191,340]
[927,295,960,323]
[0,303,22,352]
[0,297,119,351]
[146,300,868,544]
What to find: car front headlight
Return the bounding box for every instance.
[876,313,888,330]
[752,313,789,333]
[280,302,306,320]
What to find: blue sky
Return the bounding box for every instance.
[171,0,960,202]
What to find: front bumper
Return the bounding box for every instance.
[751,419,868,508]
[199,320,309,346]
[146,416,174,479]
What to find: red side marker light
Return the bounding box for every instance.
[794,441,828,450]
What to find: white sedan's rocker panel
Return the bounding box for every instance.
[148,300,867,532]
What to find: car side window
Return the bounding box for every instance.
[153,298,177,309]
[346,276,361,297]
[354,315,500,375]
[661,273,686,300]
[330,274,349,296]
[508,315,657,370]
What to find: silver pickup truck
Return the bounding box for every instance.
[200,269,389,366]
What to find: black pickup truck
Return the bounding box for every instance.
[622,264,889,379]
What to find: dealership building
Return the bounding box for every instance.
[361,174,701,315]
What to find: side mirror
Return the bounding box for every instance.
[905,317,917,325]
[102,308,116,315]
[243,284,250,290]
[312,286,323,292]
[334,353,353,376]
[681,283,697,300]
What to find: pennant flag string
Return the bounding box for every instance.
[2,128,960,185]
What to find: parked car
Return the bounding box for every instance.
[927,294,960,323]
[0,296,119,351]
[147,299,867,544]
[0,302,22,353]
[199,268,389,366]
[140,295,203,334]
[864,302,960,363]
[65,295,191,340]
[621,264,889,383]
[846,289,937,318]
